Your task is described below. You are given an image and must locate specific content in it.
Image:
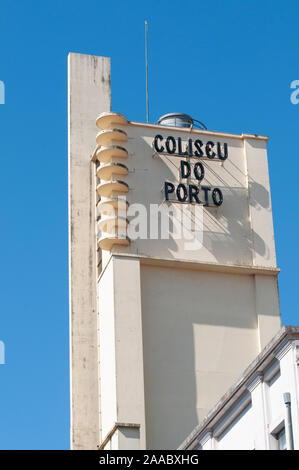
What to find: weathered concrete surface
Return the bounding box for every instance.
[68,53,110,449]
[98,255,147,449]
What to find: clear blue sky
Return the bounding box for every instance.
[0,0,298,450]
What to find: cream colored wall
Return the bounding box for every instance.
[98,258,117,439]
[98,255,147,448]
[111,124,276,269]
[244,138,276,267]
[96,123,281,449]
[140,263,280,449]
[255,275,281,349]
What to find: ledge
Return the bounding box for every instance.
[99,253,280,278]
[97,197,129,216]
[96,180,129,198]
[98,215,129,232]
[138,255,280,276]
[94,145,128,163]
[96,162,128,181]
[96,112,127,130]
[96,128,128,146]
[127,121,269,142]
[97,422,140,450]
[98,235,130,251]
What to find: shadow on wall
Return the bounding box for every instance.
[130,135,270,265]
[140,264,259,449]
[202,185,269,265]
[248,180,270,209]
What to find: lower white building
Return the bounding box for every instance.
[179,326,299,450]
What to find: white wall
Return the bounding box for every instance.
[216,403,254,450]
[196,339,299,450]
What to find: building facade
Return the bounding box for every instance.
[179,326,299,450]
[68,52,281,450]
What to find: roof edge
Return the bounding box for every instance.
[127,121,269,142]
[178,325,299,450]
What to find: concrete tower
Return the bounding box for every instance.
[68,53,281,450]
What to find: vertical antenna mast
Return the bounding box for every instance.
[145,20,149,123]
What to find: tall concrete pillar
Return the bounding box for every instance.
[68,52,111,449]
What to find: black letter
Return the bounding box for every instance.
[206,141,216,159]
[180,160,191,179]
[178,137,188,156]
[212,188,223,206]
[154,135,164,153]
[166,136,176,154]
[189,185,201,204]
[164,182,175,201]
[201,186,211,205]
[176,184,188,202]
[194,139,203,157]
[217,142,228,160]
[194,162,205,181]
